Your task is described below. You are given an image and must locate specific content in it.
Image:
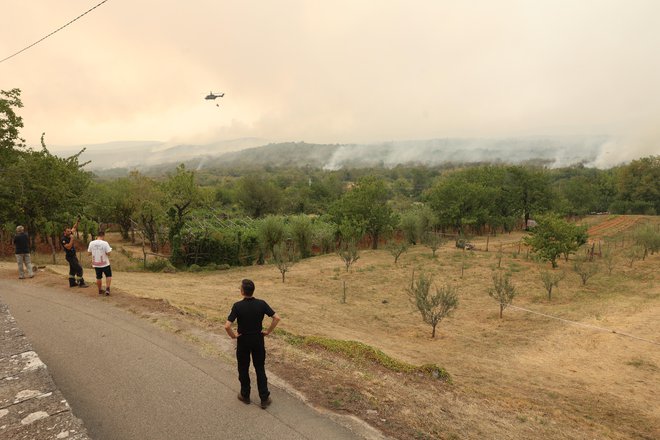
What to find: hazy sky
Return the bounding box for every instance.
[2,0,660,159]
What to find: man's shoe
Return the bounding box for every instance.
[98,290,104,295]
[105,288,110,296]
[237,393,250,404]
[79,283,89,288]
[260,397,272,409]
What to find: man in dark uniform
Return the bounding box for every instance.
[224,279,281,408]
[62,218,89,288]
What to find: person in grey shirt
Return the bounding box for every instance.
[13,225,33,279]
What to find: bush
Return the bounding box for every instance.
[145,259,176,273]
[189,264,202,272]
[180,223,259,267]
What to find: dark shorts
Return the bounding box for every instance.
[94,266,112,279]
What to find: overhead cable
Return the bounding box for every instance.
[0,0,110,65]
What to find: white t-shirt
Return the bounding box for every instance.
[88,239,112,268]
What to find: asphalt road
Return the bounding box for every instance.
[0,279,368,440]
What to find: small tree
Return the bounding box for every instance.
[488,271,517,318]
[408,273,458,338]
[573,254,599,285]
[272,241,298,282]
[387,241,409,265]
[399,210,422,245]
[422,230,445,258]
[602,249,616,275]
[539,269,565,300]
[626,244,644,268]
[257,215,286,258]
[312,220,337,254]
[496,244,504,268]
[633,224,660,260]
[289,214,313,258]
[338,240,360,272]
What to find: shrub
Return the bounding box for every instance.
[145,259,176,273]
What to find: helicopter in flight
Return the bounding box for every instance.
[205,91,225,100]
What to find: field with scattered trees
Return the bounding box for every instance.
[2,88,659,439]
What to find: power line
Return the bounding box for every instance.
[0,0,110,65]
[508,305,660,347]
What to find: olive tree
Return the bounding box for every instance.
[488,271,517,318]
[408,273,458,338]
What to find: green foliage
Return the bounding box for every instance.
[312,219,337,253]
[523,215,588,268]
[633,223,660,259]
[338,240,360,272]
[180,220,259,267]
[0,128,91,243]
[573,254,599,286]
[425,165,551,235]
[129,171,167,252]
[164,164,204,265]
[488,271,517,318]
[331,175,398,249]
[422,230,445,257]
[189,264,202,272]
[235,174,282,218]
[408,273,459,338]
[614,156,660,214]
[256,215,286,257]
[277,330,451,382]
[399,210,422,244]
[0,88,26,162]
[539,268,565,300]
[145,259,177,273]
[272,241,298,282]
[288,214,313,258]
[387,241,409,265]
[625,244,645,268]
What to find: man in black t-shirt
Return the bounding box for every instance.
[62,218,88,288]
[224,279,281,408]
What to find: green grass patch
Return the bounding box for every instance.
[276,329,451,382]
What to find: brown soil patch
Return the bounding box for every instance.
[1,216,658,439]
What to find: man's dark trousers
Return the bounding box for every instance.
[236,333,269,400]
[66,254,83,287]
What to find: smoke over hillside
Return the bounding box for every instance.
[322,137,608,170]
[58,135,653,172]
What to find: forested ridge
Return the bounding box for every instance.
[2,88,658,267]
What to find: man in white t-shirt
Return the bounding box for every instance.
[88,230,113,296]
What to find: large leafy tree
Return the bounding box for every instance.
[615,156,660,214]
[523,214,588,268]
[129,171,166,252]
[0,88,26,162]
[331,175,397,249]
[425,167,503,236]
[506,166,552,227]
[235,174,282,218]
[0,90,90,244]
[163,164,204,264]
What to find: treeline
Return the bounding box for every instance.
[1,88,659,266]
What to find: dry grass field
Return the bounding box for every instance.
[2,215,658,439]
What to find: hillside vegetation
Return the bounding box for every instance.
[6,215,658,439]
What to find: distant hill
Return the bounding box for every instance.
[55,136,609,173]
